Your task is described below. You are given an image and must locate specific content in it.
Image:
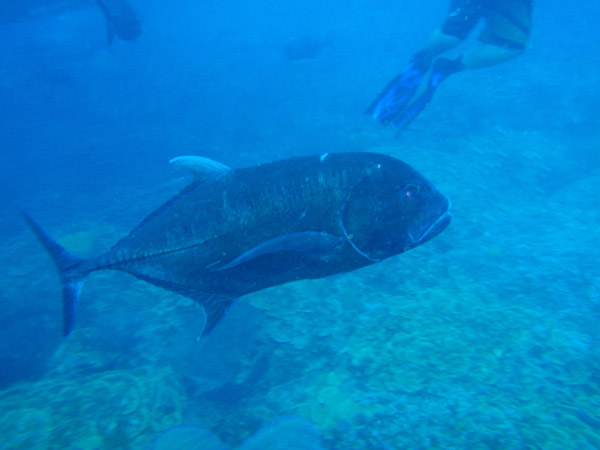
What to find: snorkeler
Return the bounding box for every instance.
[367,0,534,130]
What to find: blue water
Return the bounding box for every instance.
[1,0,599,448]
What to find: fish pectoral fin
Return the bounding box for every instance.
[169,156,231,183]
[199,295,236,336]
[214,232,345,271]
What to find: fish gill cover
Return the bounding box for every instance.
[0,0,599,449]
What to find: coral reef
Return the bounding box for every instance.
[2,131,599,449]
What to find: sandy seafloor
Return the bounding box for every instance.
[0,1,599,449]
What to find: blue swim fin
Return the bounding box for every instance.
[392,86,436,130]
[393,56,465,131]
[367,51,432,126]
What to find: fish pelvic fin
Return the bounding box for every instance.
[21,211,91,336]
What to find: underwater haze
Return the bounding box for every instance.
[1,0,599,448]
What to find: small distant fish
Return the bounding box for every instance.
[95,0,141,46]
[283,35,331,61]
[22,153,451,338]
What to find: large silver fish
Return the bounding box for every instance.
[23,152,451,336]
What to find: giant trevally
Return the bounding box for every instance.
[95,0,141,45]
[23,152,451,337]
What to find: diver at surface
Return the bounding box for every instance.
[367,0,534,130]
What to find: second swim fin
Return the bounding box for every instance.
[366,51,432,126]
[393,56,465,131]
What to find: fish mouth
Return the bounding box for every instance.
[409,199,452,245]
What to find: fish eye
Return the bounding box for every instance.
[403,183,420,198]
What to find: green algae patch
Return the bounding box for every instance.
[0,368,183,449]
[301,371,370,428]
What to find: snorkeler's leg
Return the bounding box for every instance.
[421,29,463,56]
[368,0,478,126]
[462,44,523,69]
[394,0,533,130]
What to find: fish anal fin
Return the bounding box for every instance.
[200,296,236,336]
[62,280,83,335]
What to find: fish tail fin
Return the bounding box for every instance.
[21,211,91,336]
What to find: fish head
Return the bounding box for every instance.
[341,158,451,261]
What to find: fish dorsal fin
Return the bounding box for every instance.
[169,156,231,183]
[213,232,345,271]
